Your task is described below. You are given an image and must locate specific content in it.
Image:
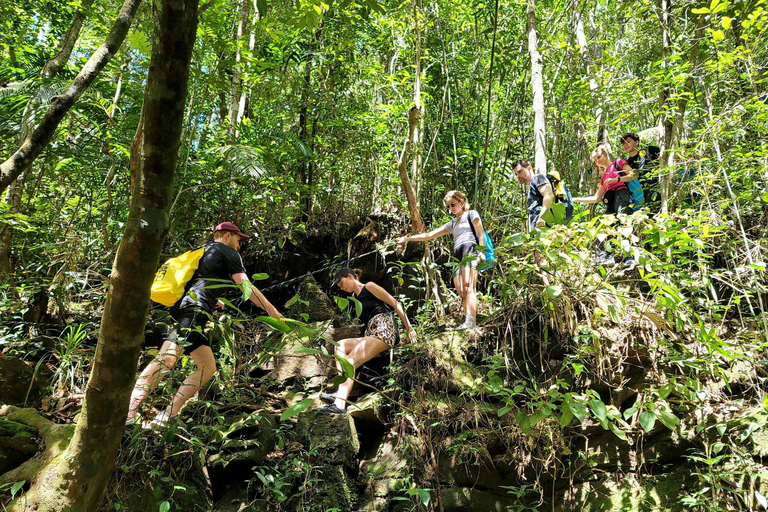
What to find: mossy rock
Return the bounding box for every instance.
[438,487,521,512]
[207,412,278,469]
[554,471,692,512]
[294,410,360,469]
[417,331,484,392]
[0,418,39,474]
[287,276,337,323]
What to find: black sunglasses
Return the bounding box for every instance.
[446,202,458,209]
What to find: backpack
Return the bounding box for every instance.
[150,247,205,306]
[544,171,574,224]
[467,212,495,272]
[611,161,645,212]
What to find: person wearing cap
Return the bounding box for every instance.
[319,267,416,414]
[127,221,281,428]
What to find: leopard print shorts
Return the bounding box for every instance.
[364,313,398,347]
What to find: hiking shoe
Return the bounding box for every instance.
[145,411,171,430]
[622,257,637,269]
[317,404,346,415]
[456,321,475,330]
[594,253,615,266]
[319,392,338,403]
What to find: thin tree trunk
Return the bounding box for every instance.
[227,0,249,143]
[0,0,142,196]
[572,0,603,170]
[411,0,424,200]
[656,0,674,211]
[8,0,199,510]
[527,0,547,174]
[398,105,424,234]
[298,18,324,214]
[41,0,97,78]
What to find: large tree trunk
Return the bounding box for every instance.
[527,0,547,175]
[6,0,199,509]
[0,0,142,196]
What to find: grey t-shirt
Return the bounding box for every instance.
[441,210,480,248]
[527,174,551,222]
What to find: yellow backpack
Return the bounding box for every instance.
[150,247,205,306]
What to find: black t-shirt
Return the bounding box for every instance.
[625,145,660,188]
[354,284,393,328]
[177,241,247,313]
[527,174,551,221]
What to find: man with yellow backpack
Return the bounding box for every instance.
[126,221,281,429]
[513,159,574,231]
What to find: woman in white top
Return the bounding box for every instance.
[397,190,484,329]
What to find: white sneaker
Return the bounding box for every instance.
[456,320,476,330]
[125,415,141,427]
[145,411,171,430]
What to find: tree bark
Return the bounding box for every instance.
[298,18,324,214]
[227,0,250,143]
[656,0,674,211]
[0,0,142,197]
[398,105,424,234]
[8,0,199,509]
[40,0,97,78]
[527,0,547,175]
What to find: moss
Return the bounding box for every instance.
[287,276,337,323]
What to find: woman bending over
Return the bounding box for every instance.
[320,267,416,414]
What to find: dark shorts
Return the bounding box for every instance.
[604,188,632,215]
[168,306,211,355]
[364,313,398,347]
[453,243,479,270]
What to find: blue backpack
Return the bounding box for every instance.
[468,212,495,271]
[611,161,645,211]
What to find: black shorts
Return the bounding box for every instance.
[604,188,632,215]
[453,243,479,270]
[168,306,210,355]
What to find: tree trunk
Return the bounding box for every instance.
[227,0,249,143]
[527,0,547,175]
[40,0,97,78]
[8,0,199,509]
[298,18,324,214]
[411,0,424,201]
[398,105,424,234]
[655,0,674,211]
[0,0,142,196]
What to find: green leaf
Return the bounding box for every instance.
[545,284,562,299]
[159,501,171,512]
[350,296,363,319]
[334,296,349,311]
[280,398,312,421]
[240,280,252,301]
[721,16,732,29]
[623,405,639,420]
[692,7,710,14]
[9,481,25,499]
[294,347,322,355]
[657,409,680,430]
[257,0,268,16]
[589,399,607,422]
[560,406,574,427]
[335,355,355,379]
[639,411,656,432]
[256,316,292,332]
[498,405,514,417]
[568,400,587,422]
[251,273,269,281]
[516,410,531,434]
[608,422,628,440]
[711,29,725,41]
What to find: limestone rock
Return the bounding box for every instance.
[287,276,337,323]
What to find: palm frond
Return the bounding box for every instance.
[257,127,314,161]
[210,144,270,179]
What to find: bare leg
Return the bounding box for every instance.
[462,266,478,320]
[127,340,183,419]
[333,336,390,410]
[165,345,217,417]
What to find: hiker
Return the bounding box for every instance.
[320,267,416,414]
[621,133,661,210]
[573,145,636,215]
[127,221,281,428]
[573,146,639,266]
[396,190,485,329]
[513,159,564,231]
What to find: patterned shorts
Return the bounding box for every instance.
[364,313,398,347]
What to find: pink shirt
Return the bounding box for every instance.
[601,159,629,191]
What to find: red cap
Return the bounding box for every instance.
[214,221,249,240]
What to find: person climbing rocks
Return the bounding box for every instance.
[621,132,661,211]
[126,221,282,428]
[513,159,556,231]
[397,190,485,329]
[320,267,416,414]
[573,145,637,266]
